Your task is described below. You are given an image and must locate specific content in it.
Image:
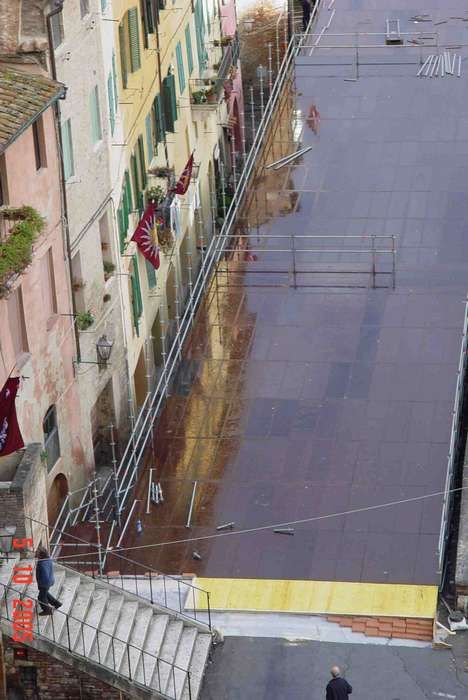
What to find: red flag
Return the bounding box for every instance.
[172,153,194,195]
[131,202,160,269]
[0,377,24,456]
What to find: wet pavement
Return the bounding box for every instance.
[115,0,468,586]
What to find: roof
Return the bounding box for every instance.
[0,67,65,153]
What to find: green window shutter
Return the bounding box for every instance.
[90,86,102,143]
[137,134,147,188]
[107,74,115,135]
[185,25,193,75]
[124,169,133,211]
[145,258,157,288]
[141,0,154,37]
[131,254,143,333]
[146,0,155,32]
[131,152,140,206]
[118,205,127,254]
[112,51,118,111]
[162,75,177,133]
[194,2,207,72]
[145,113,154,161]
[128,7,141,72]
[176,42,185,94]
[101,0,107,10]
[119,21,128,88]
[153,94,165,143]
[61,119,74,180]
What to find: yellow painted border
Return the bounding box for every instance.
[195,578,438,619]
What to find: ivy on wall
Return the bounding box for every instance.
[0,206,45,297]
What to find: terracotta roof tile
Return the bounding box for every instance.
[0,66,65,153]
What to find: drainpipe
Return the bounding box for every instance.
[45,1,81,364]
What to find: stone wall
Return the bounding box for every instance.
[3,635,127,700]
[0,444,48,546]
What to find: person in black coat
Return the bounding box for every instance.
[301,0,312,32]
[36,547,62,616]
[326,666,352,700]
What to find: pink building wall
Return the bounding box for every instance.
[0,105,90,510]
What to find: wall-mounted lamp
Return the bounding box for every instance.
[96,335,114,363]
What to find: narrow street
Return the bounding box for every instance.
[118,0,468,593]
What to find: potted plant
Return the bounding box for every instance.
[149,165,172,178]
[76,311,95,331]
[213,62,220,70]
[192,90,207,104]
[145,185,165,206]
[157,224,174,251]
[206,87,217,103]
[103,261,115,281]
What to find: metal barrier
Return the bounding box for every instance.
[438,299,468,570]
[0,582,192,698]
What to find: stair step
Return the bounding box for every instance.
[104,601,139,672]
[0,554,19,587]
[39,574,80,641]
[20,568,66,633]
[151,620,184,694]
[165,628,198,699]
[181,634,212,700]
[74,586,109,657]
[134,613,170,687]
[89,593,125,665]
[119,605,154,680]
[60,583,94,650]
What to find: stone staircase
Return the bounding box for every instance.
[0,555,212,699]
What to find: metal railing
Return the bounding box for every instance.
[0,581,192,699]
[51,6,321,544]
[438,299,468,570]
[26,515,212,631]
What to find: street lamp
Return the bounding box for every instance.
[96,335,114,364]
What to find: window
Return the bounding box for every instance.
[61,119,74,180]
[50,12,64,49]
[119,8,141,88]
[176,42,185,93]
[101,0,108,11]
[90,86,103,144]
[194,0,208,71]
[140,0,154,46]
[107,73,115,135]
[112,52,119,111]
[41,248,57,318]
[137,135,146,189]
[7,287,28,358]
[185,25,194,75]
[153,94,165,144]
[43,405,60,472]
[162,75,177,133]
[32,116,47,170]
[80,0,90,18]
[118,171,133,254]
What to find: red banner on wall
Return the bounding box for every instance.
[0,377,24,456]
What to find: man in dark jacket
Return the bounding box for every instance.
[301,0,312,32]
[36,547,62,616]
[326,666,352,700]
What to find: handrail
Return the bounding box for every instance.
[25,514,212,631]
[0,579,190,698]
[51,5,322,556]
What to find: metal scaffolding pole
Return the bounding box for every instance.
[109,423,121,528]
[250,85,256,140]
[92,476,104,576]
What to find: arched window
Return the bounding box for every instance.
[42,405,60,471]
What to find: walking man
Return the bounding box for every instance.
[326,666,352,700]
[36,547,62,616]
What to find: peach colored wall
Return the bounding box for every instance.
[221,0,245,138]
[0,105,92,494]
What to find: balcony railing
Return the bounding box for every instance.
[189,33,240,109]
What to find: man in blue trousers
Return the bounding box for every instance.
[35,547,62,616]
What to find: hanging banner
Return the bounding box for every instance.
[171,153,194,195]
[0,377,24,457]
[131,202,161,270]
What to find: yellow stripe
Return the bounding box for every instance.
[195,578,438,619]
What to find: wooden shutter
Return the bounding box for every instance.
[185,25,194,75]
[176,42,185,94]
[145,113,154,161]
[153,94,165,143]
[131,255,143,333]
[112,52,119,110]
[119,20,128,88]
[131,152,140,205]
[137,134,147,188]
[124,170,133,212]
[140,0,148,48]
[128,7,141,72]
[163,75,177,133]
[118,205,127,254]
[107,74,115,135]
